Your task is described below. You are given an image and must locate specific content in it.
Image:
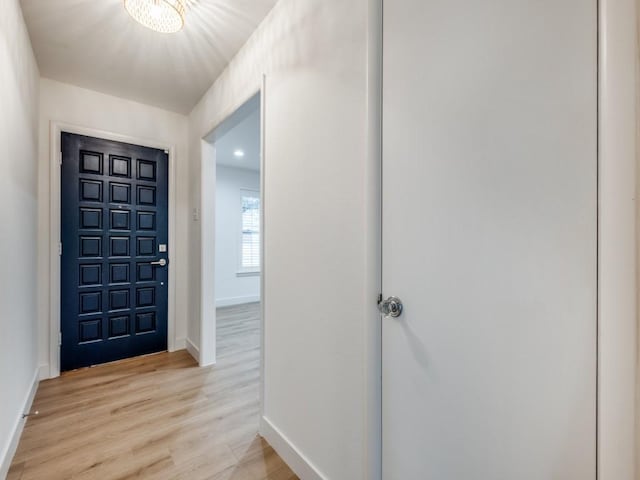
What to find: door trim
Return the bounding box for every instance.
[597,0,638,478]
[48,121,178,378]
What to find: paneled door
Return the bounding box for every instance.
[381,0,597,478]
[61,133,169,371]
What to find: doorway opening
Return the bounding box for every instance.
[214,94,262,366]
[200,92,263,371]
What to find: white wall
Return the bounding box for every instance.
[0,0,40,475]
[38,78,191,375]
[189,0,375,478]
[215,166,260,307]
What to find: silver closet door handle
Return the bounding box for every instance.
[378,296,403,318]
[150,259,167,267]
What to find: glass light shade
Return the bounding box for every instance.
[124,0,186,33]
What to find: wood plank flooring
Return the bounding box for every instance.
[8,302,297,480]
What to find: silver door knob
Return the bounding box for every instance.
[378,296,403,318]
[150,259,167,267]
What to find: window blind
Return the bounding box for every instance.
[241,194,260,269]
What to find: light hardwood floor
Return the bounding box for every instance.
[8,302,297,480]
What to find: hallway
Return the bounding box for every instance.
[1,0,637,478]
[8,303,294,480]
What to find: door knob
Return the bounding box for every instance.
[378,296,403,318]
[150,259,167,267]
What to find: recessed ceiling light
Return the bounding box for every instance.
[124,0,186,34]
[234,150,245,158]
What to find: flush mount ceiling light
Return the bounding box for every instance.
[234,149,245,158]
[124,0,186,33]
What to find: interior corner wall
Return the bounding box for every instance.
[188,0,372,478]
[0,0,40,474]
[215,166,260,307]
[37,78,191,376]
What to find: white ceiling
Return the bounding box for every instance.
[215,95,260,171]
[20,0,278,114]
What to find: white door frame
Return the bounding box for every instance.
[198,85,265,416]
[48,121,178,378]
[597,0,638,477]
[374,0,638,478]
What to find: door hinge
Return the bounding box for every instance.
[59,151,63,166]
[58,242,62,256]
[58,332,62,346]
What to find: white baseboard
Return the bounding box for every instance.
[0,369,39,479]
[172,337,186,352]
[38,363,50,380]
[185,337,200,363]
[216,295,260,308]
[260,416,325,480]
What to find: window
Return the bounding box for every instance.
[239,190,260,274]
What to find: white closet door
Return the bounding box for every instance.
[381,1,597,478]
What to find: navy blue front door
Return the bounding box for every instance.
[61,133,169,371]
